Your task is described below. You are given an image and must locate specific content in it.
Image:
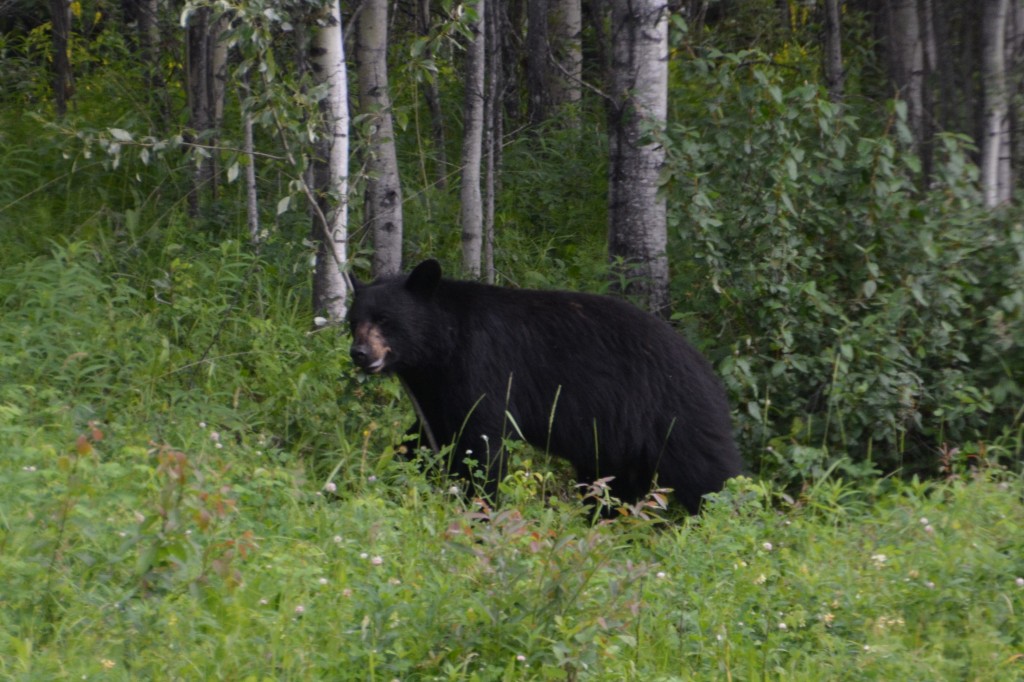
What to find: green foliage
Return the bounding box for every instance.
[662,49,1024,475]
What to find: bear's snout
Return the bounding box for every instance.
[350,322,391,373]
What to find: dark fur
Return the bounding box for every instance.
[348,259,742,513]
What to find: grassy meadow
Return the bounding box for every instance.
[0,225,1022,681]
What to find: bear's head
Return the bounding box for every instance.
[347,259,445,374]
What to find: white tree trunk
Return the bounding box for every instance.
[358,0,404,276]
[888,0,926,159]
[549,0,583,110]
[607,0,669,317]
[982,0,1012,206]
[310,0,350,321]
[460,0,486,277]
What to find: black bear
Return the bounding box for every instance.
[348,259,742,513]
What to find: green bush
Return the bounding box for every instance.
[662,49,1024,476]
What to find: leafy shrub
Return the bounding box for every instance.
[661,49,1024,476]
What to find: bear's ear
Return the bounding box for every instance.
[406,259,442,296]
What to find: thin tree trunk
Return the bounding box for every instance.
[549,0,583,114]
[460,0,486,277]
[607,0,670,317]
[982,0,1012,206]
[240,73,260,244]
[310,0,351,321]
[887,0,926,161]
[824,0,844,103]
[358,0,404,276]
[186,7,212,216]
[484,0,500,284]
[50,0,72,118]
[416,0,448,189]
[526,0,549,126]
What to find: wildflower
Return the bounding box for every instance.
[199,421,207,429]
[259,598,268,605]
[924,525,934,534]
[318,577,328,586]
[820,613,835,627]
[22,465,36,472]
[371,555,384,566]
[210,431,221,443]
[925,581,936,589]
[919,517,929,525]
[333,535,343,544]
[656,571,667,579]
[100,659,115,670]
[294,605,305,615]
[323,481,337,493]
[777,622,787,631]
[870,553,887,568]
[448,485,460,495]
[1015,577,1024,588]
[360,552,369,560]
[388,578,401,586]
[754,573,767,585]
[516,654,527,662]
[367,475,377,483]
[342,588,353,598]
[762,542,773,551]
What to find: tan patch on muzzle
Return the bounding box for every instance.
[352,321,391,373]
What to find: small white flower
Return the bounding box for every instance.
[367,475,377,483]
[359,552,369,560]
[314,316,329,327]
[1015,577,1024,588]
[294,605,305,615]
[777,622,787,631]
[318,577,328,585]
[919,517,929,525]
[762,542,773,551]
[924,525,934,534]
[516,654,527,662]
[371,555,384,566]
[259,598,268,605]
[925,581,936,589]
[323,481,337,493]
[199,421,207,429]
[448,485,460,495]
[656,571,667,579]
[210,431,220,443]
[333,535,343,544]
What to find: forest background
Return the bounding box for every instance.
[1,0,1024,679]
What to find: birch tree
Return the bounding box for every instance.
[886,0,926,163]
[358,0,404,276]
[549,0,582,112]
[310,1,350,321]
[607,0,669,317]
[460,0,486,277]
[982,0,1012,206]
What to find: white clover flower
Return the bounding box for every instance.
[762,542,773,551]
[294,605,305,615]
[323,481,337,493]
[371,555,384,566]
